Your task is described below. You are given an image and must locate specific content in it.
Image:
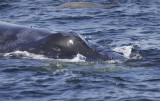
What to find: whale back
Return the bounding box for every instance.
[0,21,50,52]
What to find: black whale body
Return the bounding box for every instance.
[0,21,124,61]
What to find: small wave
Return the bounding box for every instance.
[2,51,49,60]
[106,60,125,64]
[52,69,69,75]
[49,16,93,21]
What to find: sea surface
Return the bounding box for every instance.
[0,0,160,101]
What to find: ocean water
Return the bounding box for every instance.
[0,0,160,101]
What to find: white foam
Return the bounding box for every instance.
[106,60,124,64]
[113,46,133,58]
[56,53,86,62]
[3,51,49,60]
[2,51,86,62]
[52,69,69,75]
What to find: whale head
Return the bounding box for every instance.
[35,32,110,61]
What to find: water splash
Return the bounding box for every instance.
[113,46,133,58]
[2,51,49,59]
[56,53,86,62]
[113,45,142,59]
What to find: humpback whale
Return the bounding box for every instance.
[0,21,124,61]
